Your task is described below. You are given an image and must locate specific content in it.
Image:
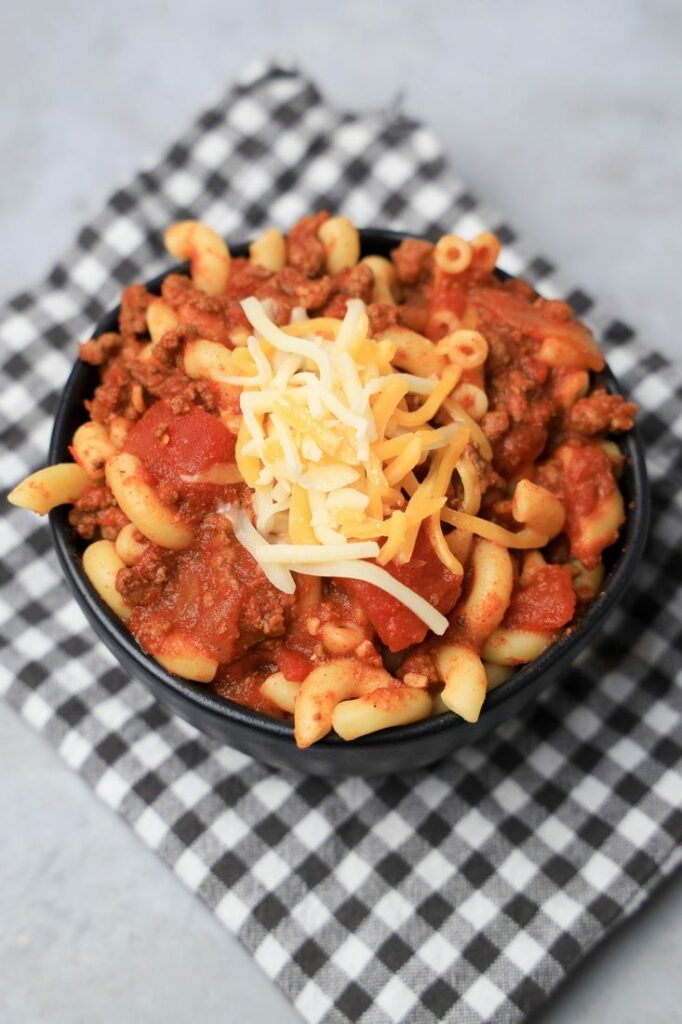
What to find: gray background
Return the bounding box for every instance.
[2,1,681,1022]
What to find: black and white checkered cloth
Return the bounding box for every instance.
[1,60,680,1024]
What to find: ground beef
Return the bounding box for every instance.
[163,280,249,346]
[224,258,273,299]
[321,294,349,319]
[73,483,117,514]
[286,212,328,277]
[391,239,434,284]
[69,484,128,540]
[117,546,177,607]
[367,303,400,336]
[567,389,637,434]
[86,353,219,424]
[331,264,374,302]
[481,408,511,443]
[324,293,399,329]
[494,420,551,478]
[160,272,195,307]
[239,579,289,639]
[266,296,297,325]
[86,362,138,424]
[120,284,153,336]
[485,359,554,476]
[152,324,199,367]
[79,332,123,366]
[129,361,218,416]
[124,516,294,664]
[397,647,438,685]
[274,266,332,308]
[469,290,558,477]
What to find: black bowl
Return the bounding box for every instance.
[48,229,649,775]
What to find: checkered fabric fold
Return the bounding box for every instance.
[1,60,680,1024]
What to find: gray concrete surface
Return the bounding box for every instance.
[2,2,681,1022]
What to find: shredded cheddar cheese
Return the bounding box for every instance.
[211,297,491,632]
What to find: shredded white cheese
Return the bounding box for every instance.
[214,298,470,632]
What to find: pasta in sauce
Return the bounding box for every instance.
[9,215,637,748]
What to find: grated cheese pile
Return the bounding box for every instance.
[217,296,483,634]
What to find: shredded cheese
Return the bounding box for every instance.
[205,297,493,632]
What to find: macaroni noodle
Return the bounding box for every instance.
[318,216,360,273]
[249,227,287,272]
[106,452,195,550]
[9,463,91,515]
[82,540,132,620]
[164,220,230,295]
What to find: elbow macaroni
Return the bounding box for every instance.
[481,627,554,666]
[140,299,179,361]
[455,538,514,648]
[155,633,219,683]
[361,256,397,305]
[318,216,360,273]
[332,687,432,741]
[378,325,447,378]
[249,227,286,272]
[436,644,488,723]
[106,452,195,550]
[432,538,514,722]
[470,232,501,273]
[114,522,149,567]
[261,671,300,714]
[294,659,395,748]
[71,422,116,480]
[163,220,230,295]
[437,330,489,371]
[434,235,472,275]
[512,479,565,540]
[82,540,132,620]
[8,463,91,515]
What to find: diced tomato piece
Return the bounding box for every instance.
[341,527,462,652]
[503,565,576,632]
[562,444,615,521]
[341,581,424,652]
[124,402,235,485]
[276,647,314,682]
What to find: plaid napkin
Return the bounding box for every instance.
[1,60,680,1024]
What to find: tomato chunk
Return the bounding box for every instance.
[503,565,576,632]
[562,444,615,521]
[276,647,314,682]
[124,402,235,485]
[342,528,462,652]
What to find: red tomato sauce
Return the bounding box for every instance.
[124,401,235,485]
[276,647,315,682]
[213,649,285,718]
[503,566,577,631]
[128,521,294,666]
